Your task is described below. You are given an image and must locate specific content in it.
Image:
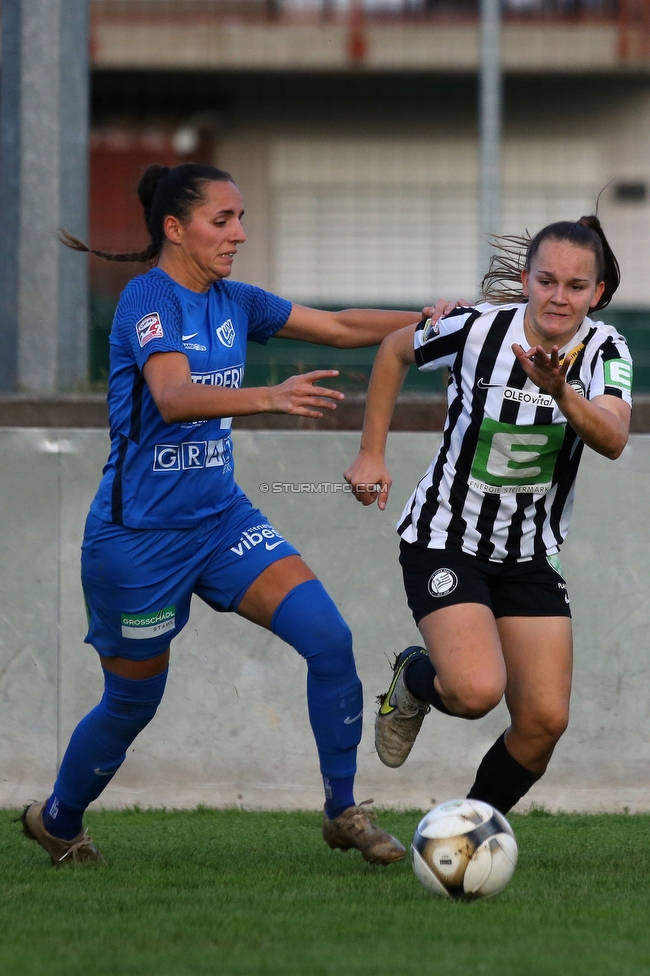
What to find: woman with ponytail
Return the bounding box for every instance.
[345,216,632,816]
[23,162,459,866]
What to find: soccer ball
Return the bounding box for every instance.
[411,798,517,901]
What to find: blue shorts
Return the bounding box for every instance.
[81,492,300,660]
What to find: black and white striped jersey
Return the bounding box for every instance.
[397,302,633,562]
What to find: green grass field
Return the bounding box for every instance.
[2,808,650,976]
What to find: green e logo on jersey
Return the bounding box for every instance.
[604,358,632,393]
[470,418,565,494]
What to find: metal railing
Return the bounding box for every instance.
[90,0,650,66]
[91,0,625,20]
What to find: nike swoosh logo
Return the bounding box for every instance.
[265,540,286,550]
[344,710,363,725]
[182,332,198,341]
[94,768,114,776]
[477,377,501,390]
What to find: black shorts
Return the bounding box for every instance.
[399,543,572,624]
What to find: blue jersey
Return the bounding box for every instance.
[90,268,292,529]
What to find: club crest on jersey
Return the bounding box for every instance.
[136,312,163,347]
[428,568,458,598]
[421,317,440,343]
[217,318,236,347]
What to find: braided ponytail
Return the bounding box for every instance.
[59,162,234,264]
[57,229,158,264]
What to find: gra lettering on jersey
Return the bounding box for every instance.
[470,418,565,494]
[502,387,554,408]
[136,312,163,347]
[229,523,287,557]
[191,364,244,388]
[152,437,232,472]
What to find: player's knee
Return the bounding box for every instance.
[307,612,354,681]
[444,676,504,719]
[272,579,355,681]
[528,707,569,745]
[107,696,160,734]
[101,667,168,737]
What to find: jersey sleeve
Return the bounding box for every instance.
[586,332,633,405]
[222,280,292,345]
[112,274,184,370]
[414,306,479,371]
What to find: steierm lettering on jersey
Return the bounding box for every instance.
[186,365,243,434]
[469,418,565,495]
[191,364,244,388]
[152,438,232,471]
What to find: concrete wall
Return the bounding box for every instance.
[1,428,650,812]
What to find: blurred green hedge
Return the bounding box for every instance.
[89,295,649,394]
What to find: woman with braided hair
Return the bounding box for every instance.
[22,162,459,866]
[345,216,632,815]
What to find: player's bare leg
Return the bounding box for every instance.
[375,604,506,768]
[498,616,572,774]
[466,617,572,813]
[236,554,316,625]
[100,648,170,679]
[418,604,507,717]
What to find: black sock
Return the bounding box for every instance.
[404,655,453,716]
[467,732,542,815]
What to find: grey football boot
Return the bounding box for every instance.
[20,800,103,866]
[375,646,431,768]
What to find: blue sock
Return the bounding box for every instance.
[271,580,362,809]
[43,668,167,841]
[323,775,356,821]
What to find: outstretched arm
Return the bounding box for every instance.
[143,352,344,424]
[512,343,630,459]
[344,325,417,510]
[276,299,464,348]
